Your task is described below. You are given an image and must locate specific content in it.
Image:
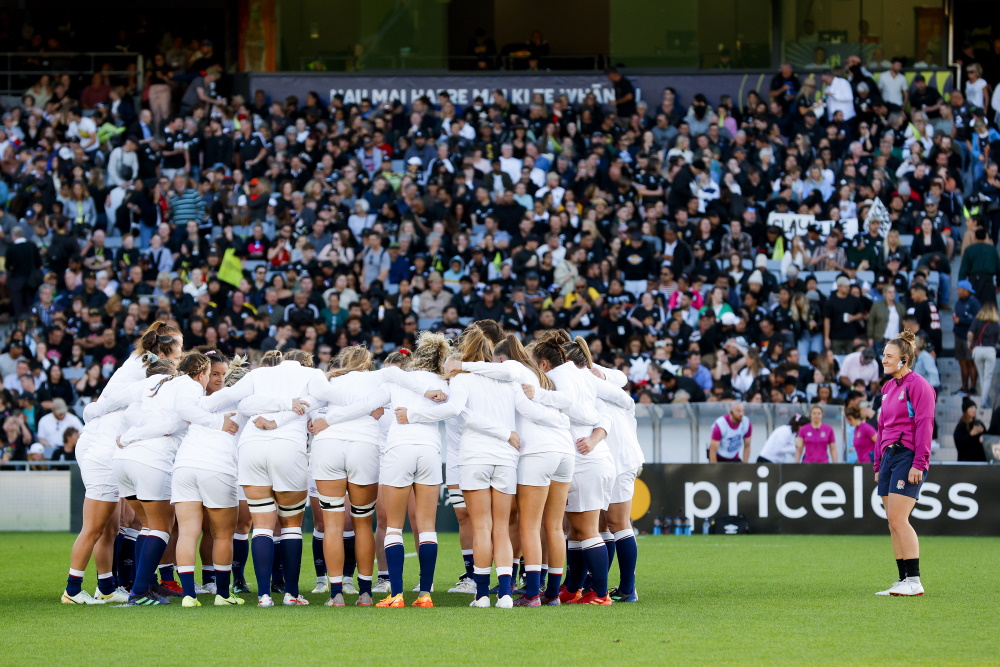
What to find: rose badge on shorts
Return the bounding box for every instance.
[897,479,906,490]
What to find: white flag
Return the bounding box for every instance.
[865,197,892,238]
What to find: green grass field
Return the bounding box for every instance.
[2,532,997,665]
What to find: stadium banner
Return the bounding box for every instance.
[767,212,858,239]
[249,70,954,116]
[634,464,999,536]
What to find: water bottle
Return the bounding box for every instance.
[683,516,692,536]
[673,514,683,536]
[702,518,711,535]
[653,517,662,536]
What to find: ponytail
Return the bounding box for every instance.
[224,354,250,387]
[328,345,374,378]
[384,348,411,369]
[260,350,283,367]
[564,335,594,369]
[136,321,182,356]
[530,336,567,370]
[496,334,553,390]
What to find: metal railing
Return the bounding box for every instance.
[0,51,144,97]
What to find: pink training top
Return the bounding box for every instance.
[875,371,936,472]
[853,422,878,466]
[710,414,752,459]
[799,422,836,462]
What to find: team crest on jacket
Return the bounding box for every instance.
[896,479,906,489]
[898,390,905,400]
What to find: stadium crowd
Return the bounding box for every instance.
[2,35,1000,467]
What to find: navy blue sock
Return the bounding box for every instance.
[511,561,520,584]
[97,573,116,595]
[178,567,197,598]
[214,566,231,595]
[201,566,215,586]
[311,531,326,577]
[158,563,175,583]
[462,550,474,579]
[614,530,638,594]
[271,537,284,584]
[385,536,405,596]
[118,534,136,590]
[112,533,123,582]
[130,533,146,589]
[66,569,84,596]
[329,575,343,596]
[524,567,542,598]
[358,574,372,595]
[250,532,274,596]
[133,531,168,595]
[564,542,585,593]
[545,568,564,598]
[582,538,610,597]
[417,532,438,593]
[343,532,356,578]
[232,535,249,583]
[281,529,303,597]
[497,567,513,598]
[473,568,491,599]
[602,533,616,570]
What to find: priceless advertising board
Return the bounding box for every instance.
[632,464,997,536]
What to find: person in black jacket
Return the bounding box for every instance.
[5,226,42,318]
[953,397,987,462]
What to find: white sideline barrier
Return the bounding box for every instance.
[0,471,71,531]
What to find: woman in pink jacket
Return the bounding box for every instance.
[874,330,935,598]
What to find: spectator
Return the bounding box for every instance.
[838,346,881,394]
[953,397,987,462]
[50,426,79,468]
[953,280,981,396]
[35,397,84,457]
[795,404,837,463]
[824,276,865,355]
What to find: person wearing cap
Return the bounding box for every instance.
[824,275,865,354]
[27,442,49,470]
[953,280,982,396]
[35,397,84,457]
[839,345,882,394]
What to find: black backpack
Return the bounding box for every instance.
[711,514,750,535]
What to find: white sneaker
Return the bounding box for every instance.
[373,577,391,593]
[411,581,434,592]
[890,578,924,596]
[342,577,357,595]
[94,587,129,604]
[875,581,904,596]
[258,594,274,607]
[61,589,104,605]
[203,582,218,595]
[495,595,513,609]
[194,582,209,595]
[312,576,329,594]
[448,578,477,594]
[469,596,491,608]
[283,592,310,606]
